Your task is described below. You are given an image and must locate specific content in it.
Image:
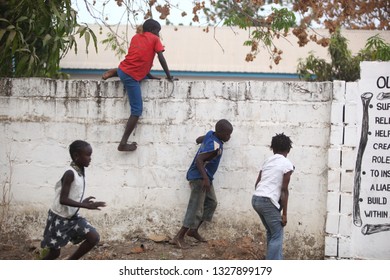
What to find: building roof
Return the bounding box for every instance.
[60,25,390,80]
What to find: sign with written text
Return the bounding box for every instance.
[352,61,390,259]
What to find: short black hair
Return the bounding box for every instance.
[142,19,161,33]
[69,140,90,161]
[271,133,292,153]
[215,119,233,133]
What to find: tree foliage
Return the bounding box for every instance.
[297,30,390,82]
[207,1,296,64]
[0,0,97,78]
[79,0,389,66]
[292,0,390,32]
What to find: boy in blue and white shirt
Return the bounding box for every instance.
[171,119,233,248]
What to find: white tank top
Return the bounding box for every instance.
[51,166,85,218]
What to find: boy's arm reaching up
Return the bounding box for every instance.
[157,51,173,81]
[280,171,292,226]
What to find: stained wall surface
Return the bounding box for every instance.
[1,67,389,259]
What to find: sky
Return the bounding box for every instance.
[71,0,292,27]
[71,0,197,26]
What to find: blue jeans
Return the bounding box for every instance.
[252,195,284,260]
[183,180,218,229]
[117,68,143,116]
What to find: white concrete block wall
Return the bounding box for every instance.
[325,80,345,259]
[339,215,352,236]
[1,78,334,259]
[338,237,353,258]
[325,80,367,259]
[327,170,341,192]
[324,236,338,257]
[325,213,339,235]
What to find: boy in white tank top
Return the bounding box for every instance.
[40,140,106,260]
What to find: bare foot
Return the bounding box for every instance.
[186,229,207,242]
[118,142,137,152]
[169,238,189,249]
[102,68,118,80]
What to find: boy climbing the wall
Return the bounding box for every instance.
[102,19,174,152]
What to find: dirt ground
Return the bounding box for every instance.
[0,230,265,260]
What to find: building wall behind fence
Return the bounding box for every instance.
[0,77,353,259]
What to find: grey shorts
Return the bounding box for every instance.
[183,179,218,229]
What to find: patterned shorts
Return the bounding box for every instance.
[41,210,97,249]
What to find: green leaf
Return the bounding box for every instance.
[6,30,16,49]
[16,16,29,22]
[28,55,36,71]
[15,55,30,74]
[84,31,90,54]
[270,7,296,32]
[14,48,31,54]
[42,34,52,47]
[0,18,10,23]
[0,29,6,42]
[65,34,77,55]
[243,40,253,46]
[77,26,87,36]
[89,29,98,53]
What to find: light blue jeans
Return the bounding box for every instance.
[252,195,284,260]
[117,68,143,117]
[183,179,218,229]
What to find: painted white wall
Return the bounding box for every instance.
[326,62,390,260]
[1,68,388,259]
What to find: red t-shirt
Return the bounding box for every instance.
[118,32,165,81]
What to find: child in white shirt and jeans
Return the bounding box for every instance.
[252,133,294,260]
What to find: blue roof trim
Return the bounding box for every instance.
[60,68,300,79]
